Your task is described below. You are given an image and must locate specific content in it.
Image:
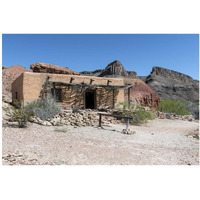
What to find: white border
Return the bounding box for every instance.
[1,1,200,200]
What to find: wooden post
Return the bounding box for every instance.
[112,89,115,109]
[126,118,130,131]
[99,114,102,127]
[128,87,130,109]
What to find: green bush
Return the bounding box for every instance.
[26,95,62,120]
[157,100,191,115]
[71,106,80,113]
[178,99,199,119]
[114,104,156,125]
[3,101,34,128]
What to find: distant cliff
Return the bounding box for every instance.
[145,67,199,103]
[80,69,103,77]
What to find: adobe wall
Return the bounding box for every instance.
[20,72,125,108]
[23,73,46,102]
[12,73,24,102]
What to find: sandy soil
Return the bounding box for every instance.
[2,117,199,165]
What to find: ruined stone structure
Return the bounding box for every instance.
[12,72,128,109]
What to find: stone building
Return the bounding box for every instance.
[12,72,132,109]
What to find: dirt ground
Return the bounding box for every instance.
[2,117,199,165]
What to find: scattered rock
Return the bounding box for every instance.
[156,112,195,122]
[122,129,136,135]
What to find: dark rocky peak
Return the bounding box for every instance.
[99,60,128,77]
[145,66,199,103]
[149,66,195,83]
[80,60,137,78]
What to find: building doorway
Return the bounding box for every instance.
[85,90,96,109]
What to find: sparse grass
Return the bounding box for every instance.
[54,127,68,133]
[157,100,191,115]
[114,103,156,125]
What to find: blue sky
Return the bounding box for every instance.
[2,34,199,80]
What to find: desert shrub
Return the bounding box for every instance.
[116,102,136,110]
[157,100,191,115]
[114,104,156,125]
[3,101,34,128]
[178,99,199,119]
[71,106,80,113]
[26,95,62,120]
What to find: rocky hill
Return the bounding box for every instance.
[124,79,160,110]
[2,65,31,102]
[145,67,199,103]
[80,60,137,78]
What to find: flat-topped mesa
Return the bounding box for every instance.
[150,66,194,83]
[99,60,129,77]
[30,63,80,75]
[145,66,199,103]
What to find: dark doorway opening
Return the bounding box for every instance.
[85,90,96,109]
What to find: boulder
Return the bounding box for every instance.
[30,63,80,75]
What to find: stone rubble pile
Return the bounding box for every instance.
[122,129,136,135]
[2,153,32,165]
[156,111,195,121]
[30,109,100,127]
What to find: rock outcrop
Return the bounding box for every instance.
[80,69,103,76]
[145,67,199,103]
[127,71,137,78]
[99,60,128,77]
[2,65,31,102]
[80,60,137,78]
[124,79,160,110]
[99,60,137,78]
[30,63,80,75]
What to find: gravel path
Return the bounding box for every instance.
[2,119,199,165]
